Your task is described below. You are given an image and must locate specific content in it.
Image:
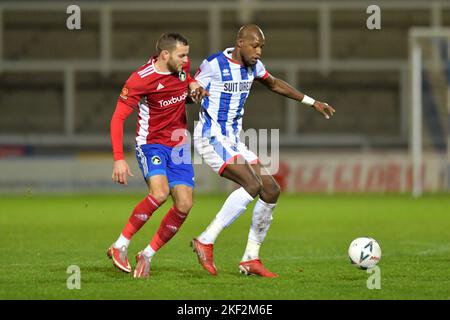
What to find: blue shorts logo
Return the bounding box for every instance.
[151,156,162,165]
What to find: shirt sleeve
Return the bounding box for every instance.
[117,72,148,109]
[255,59,270,80]
[194,59,214,88]
[183,58,196,85]
[110,101,135,161]
[186,72,196,85]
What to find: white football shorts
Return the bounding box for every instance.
[194,134,258,175]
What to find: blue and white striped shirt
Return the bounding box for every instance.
[194,47,269,140]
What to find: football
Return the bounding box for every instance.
[348,237,381,269]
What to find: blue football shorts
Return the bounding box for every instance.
[135,143,195,189]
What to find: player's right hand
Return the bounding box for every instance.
[112,159,134,185]
[189,87,210,104]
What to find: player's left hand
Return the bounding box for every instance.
[189,87,210,104]
[313,101,335,119]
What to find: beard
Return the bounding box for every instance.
[167,59,181,73]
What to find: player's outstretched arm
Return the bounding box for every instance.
[257,74,335,119]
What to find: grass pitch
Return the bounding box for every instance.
[0,193,449,300]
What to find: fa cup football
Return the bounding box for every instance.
[348,237,381,269]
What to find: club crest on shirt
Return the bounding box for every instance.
[151,156,162,165]
[178,70,186,81]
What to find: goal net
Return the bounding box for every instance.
[409,28,450,197]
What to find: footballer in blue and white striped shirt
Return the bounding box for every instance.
[191,24,335,277]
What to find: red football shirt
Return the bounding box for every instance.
[111,56,194,160]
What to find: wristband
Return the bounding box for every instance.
[301,94,315,106]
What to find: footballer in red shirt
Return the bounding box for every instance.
[107,33,208,278]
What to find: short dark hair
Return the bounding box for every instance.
[156,32,188,54]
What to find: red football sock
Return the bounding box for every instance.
[121,194,160,239]
[149,206,189,252]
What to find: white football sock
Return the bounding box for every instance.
[143,245,156,258]
[114,234,130,249]
[198,187,254,244]
[198,217,225,244]
[242,239,261,262]
[242,198,276,262]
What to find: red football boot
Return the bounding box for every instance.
[107,244,131,273]
[191,238,217,276]
[239,259,278,278]
[133,251,151,278]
